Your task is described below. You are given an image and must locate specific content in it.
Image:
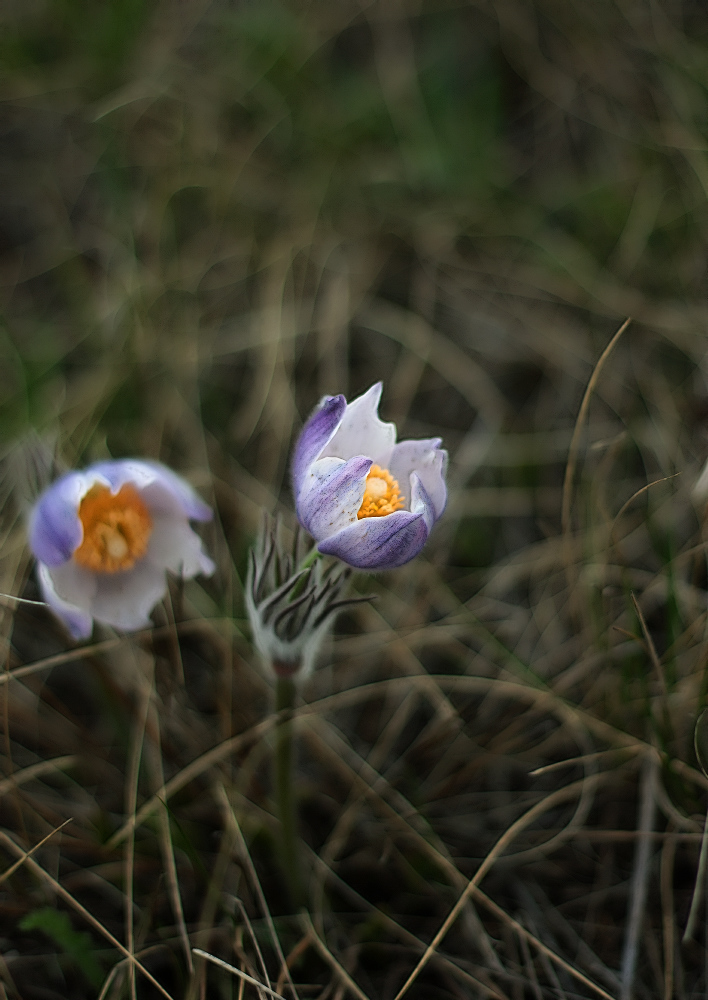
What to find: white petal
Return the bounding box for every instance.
[147,514,215,578]
[388,439,447,516]
[296,455,371,540]
[89,562,168,631]
[89,460,212,521]
[38,562,96,639]
[46,560,98,607]
[321,383,396,463]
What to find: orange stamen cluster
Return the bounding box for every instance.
[74,483,153,573]
[357,464,404,519]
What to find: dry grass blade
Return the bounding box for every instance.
[299,911,372,1000]
[147,700,194,975]
[218,784,300,1000]
[0,638,131,686]
[106,716,276,849]
[0,620,221,687]
[630,593,669,700]
[192,949,286,999]
[660,827,678,1000]
[106,669,629,856]
[96,960,125,1000]
[312,688,420,929]
[518,924,543,1000]
[620,755,659,1000]
[470,888,616,1000]
[308,845,506,999]
[683,810,708,943]
[308,675,649,754]
[0,755,76,795]
[609,474,682,547]
[0,830,176,1000]
[391,772,605,1000]
[561,317,631,579]
[310,685,497,969]
[0,818,71,886]
[529,749,632,776]
[124,657,153,1000]
[304,716,467,876]
[307,707,630,997]
[0,594,47,607]
[234,897,272,993]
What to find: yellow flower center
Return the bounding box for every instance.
[357,464,404,519]
[74,483,153,573]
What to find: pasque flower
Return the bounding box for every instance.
[292,383,447,569]
[28,459,215,639]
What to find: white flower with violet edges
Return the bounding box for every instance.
[292,383,447,569]
[28,459,215,639]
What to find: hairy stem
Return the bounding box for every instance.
[274,675,303,906]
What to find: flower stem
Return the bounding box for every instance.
[274,674,303,906]
[289,545,322,602]
[298,546,321,572]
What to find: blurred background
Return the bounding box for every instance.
[2,0,707,482]
[3,1,708,998]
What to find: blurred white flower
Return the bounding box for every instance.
[28,459,214,639]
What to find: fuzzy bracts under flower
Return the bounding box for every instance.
[28,459,215,639]
[292,383,447,570]
[246,519,371,679]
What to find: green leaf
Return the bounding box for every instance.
[19,907,103,988]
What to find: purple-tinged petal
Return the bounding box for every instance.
[292,395,346,498]
[317,508,428,570]
[37,562,94,639]
[90,561,168,631]
[296,455,372,538]
[389,439,447,517]
[410,472,437,532]
[322,383,396,465]
[90,459,212,521]
[147,514,216,578]
[29,471,95,567]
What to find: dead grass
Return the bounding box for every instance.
[1,0,708,997]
